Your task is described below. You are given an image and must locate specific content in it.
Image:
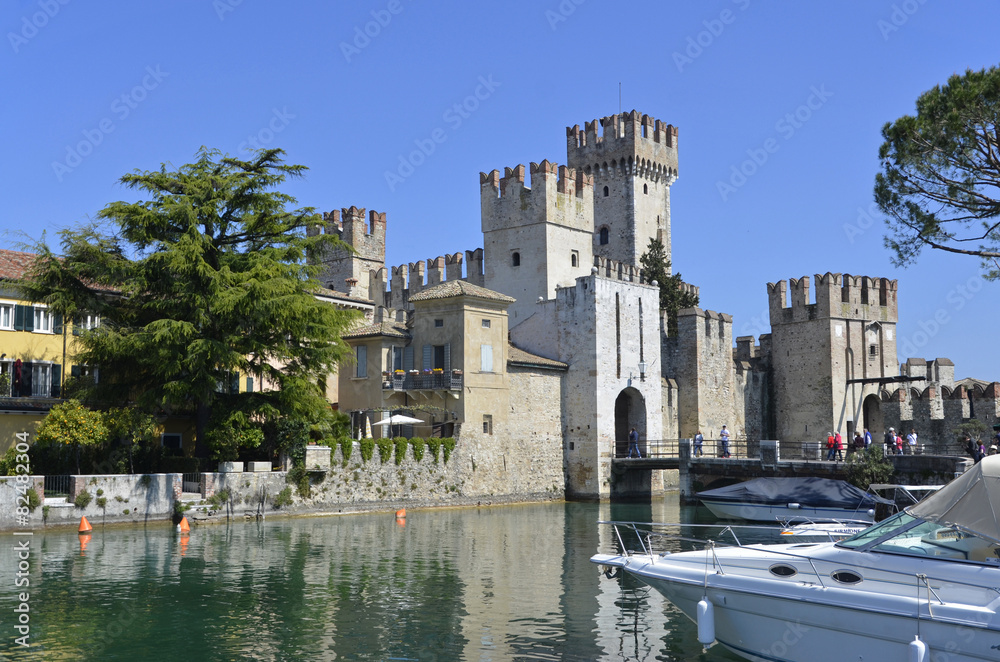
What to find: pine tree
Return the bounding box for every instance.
[639,238,699,337]
[22,148,360,457]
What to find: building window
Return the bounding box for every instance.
[869,344,879,357]
[356,345,367,378]
[480,344,493,372]
[482,319,491,328]
[74,313,100,334]
[31,363,55,398]
[483,415,493,435]
[643,183,648,194]
[603,186,609,197]
[433,344,446,369]
[571,251,578,267]
[0,303,12,330]
[161,433,182,455]
[511,252,520,267]
[434,319,444,327]
[245,377,254,393]
[33,307,53,333]
[599,227,609,245]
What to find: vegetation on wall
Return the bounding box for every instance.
[393,437,408,465]
[639,238,700,337]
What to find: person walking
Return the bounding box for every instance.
[720,425,731,458]
[863,428,873,449]
[906,428,918,455]
[627,427,641,458]
[693,430,704,457]
[884,427,897,456]
[833,431,844,461]
[826,431,836,461]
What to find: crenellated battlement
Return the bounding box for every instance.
[480,160,594,234]
[768,273,899,325]
[308,205,387,299]
[593,255,644,283]
[566,110,679,182]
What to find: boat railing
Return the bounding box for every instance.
[599,520,1000,606]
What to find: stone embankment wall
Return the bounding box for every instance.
[0,438,565,531]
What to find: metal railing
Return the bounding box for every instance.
[182,473,200,493]
[382,373,463,392]
[44,475,71,498]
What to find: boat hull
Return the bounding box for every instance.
[699,499,874,523]
[593,547,1000,662]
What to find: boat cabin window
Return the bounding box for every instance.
[839,513,1000,564]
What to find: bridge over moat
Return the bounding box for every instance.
[609,439,971,503]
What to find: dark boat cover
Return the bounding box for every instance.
[697,478,892,509]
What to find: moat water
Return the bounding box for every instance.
[0,497,752,661]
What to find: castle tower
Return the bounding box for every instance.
[308,206,386,300]
[480,161,594,323]
[566,110,678,269]
[767,273,899,443]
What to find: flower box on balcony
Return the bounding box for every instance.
[452,369,463,376]
[432,368,443,374]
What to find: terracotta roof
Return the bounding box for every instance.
[342,319,410,340]
[409,280,515,304]
[0,249,38,281]
[508,344,567,370]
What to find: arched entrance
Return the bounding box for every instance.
[863,394,883,437]
[614,387,647,457]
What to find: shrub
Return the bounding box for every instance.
[75,490,93,508]
[24,487,40,512]
[442,437,456,463]
[287,465,310,498]
[846,446,894,490]
[359,438,375,463]
[376,438,393,464]
[410,438,426,463]
[426,438,442,464]
[393,437,408,465]
[96,497,107,509]
[207,488,231,509]
[339,438,353,466]
[272,486,293,508]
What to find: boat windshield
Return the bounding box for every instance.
[838,512,1000,563]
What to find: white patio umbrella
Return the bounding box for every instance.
[378,414,425,427]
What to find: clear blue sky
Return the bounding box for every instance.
[3,0,998,380]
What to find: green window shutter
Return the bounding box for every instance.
[51,365,61,398]
[423,345,431,370]
[71,365,81,377]
[24,307,34,332]
[403,346,414,371]
[53,314,63,334]
[13,305,24,331]
[444,343,451,372]
[20,362,32,397]
[245,377,253,393]
[230,372,239,394]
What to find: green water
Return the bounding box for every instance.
[1,498,745,661]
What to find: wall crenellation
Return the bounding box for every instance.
[566,110,679,182]
[768,273,899,324]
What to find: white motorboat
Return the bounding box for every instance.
[777,484,943,541]
[592,457,1000,662]
[696,476,889,523]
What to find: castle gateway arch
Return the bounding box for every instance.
[615,387,647,456]
[863,393,883,438]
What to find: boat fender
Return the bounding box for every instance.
[909,636,928,662]
[696,599,715,646]
[787,503,800,510]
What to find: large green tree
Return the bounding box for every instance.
[22,148,360,456]
[875,66,1000,279]
[639,238,699,336]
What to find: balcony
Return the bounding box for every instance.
[383,371,463,392]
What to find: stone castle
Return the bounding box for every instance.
[310,110,1000,500]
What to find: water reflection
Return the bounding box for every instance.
[0,498,744,661]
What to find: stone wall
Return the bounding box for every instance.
[0,435,566,531]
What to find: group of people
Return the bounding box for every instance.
[965,430,1000,463]
[881,427,919,456]
[692,426,730,458]
[826,427,883,461]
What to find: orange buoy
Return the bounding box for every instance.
[179,536,189,556]
[395,508,406,519]
[78,516,93,533]
[177,516,190,533]
[395,517,406,527]
[79,533,91,554]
